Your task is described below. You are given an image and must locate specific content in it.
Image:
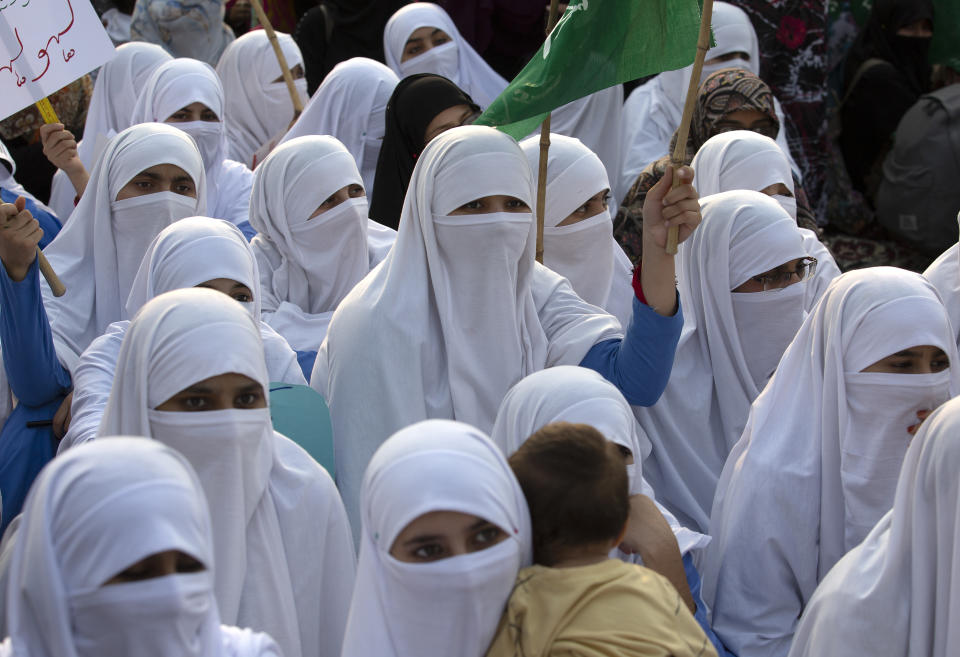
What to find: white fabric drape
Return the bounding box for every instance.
[40,122,206,372]
[382,3,507,108]
[49,42,172,220]
[691,130,840,310]
[619,1,799,198]
[62,217,305,451]
[216,31,307,168]
[702,267,960,657]
[923,217,960,346]
[520,134,633,328]
[98,288,355,657]
[314,125,621,533]
[278,58,398,195]
[490,366,710,557]
[250,136,394,352]
[130,58,253,228]
[3,437,279,657]
[633,190,807,533]
[788,395,960,657]
[341,419,531,657]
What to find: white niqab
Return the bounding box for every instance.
[634,190,807,533]
[691,129,841,309]
[4,437,279,657]
[520,134,633,327]
[40,122,206,372]
[249,135,393,352]
[216,31,308,167]
[702,267,960,657]
[382,3,507,107]
[278,58,398,195]
[316,126,621,531]
[923,214,960,346]
[341,419,531,657]
[491,366,710,556]
[788,395,960,657]
[98,288,356,657]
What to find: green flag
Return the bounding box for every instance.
[931,0,960,69]
[475,0,703,139]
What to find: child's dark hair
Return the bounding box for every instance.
[508,422,629,566]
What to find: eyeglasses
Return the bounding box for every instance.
[750,257,818,291]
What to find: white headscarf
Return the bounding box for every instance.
[619,1,798,196]
[215,31,307,167]
[4,437,279,657]
[131,57,253,228]
[490,366,710,556]
[49,43,173,219]
[61,217,307,450]
[382,3,507,108]
[98,288,356,657]
[341,419,531,657]
[788,395,960,657]
[520,134,633,327]
[316,125,621,532]
[702,267,960,657]
[691,130,841,310]
[40,122,206,372]
[923,214,960,346]
[633,190,807,533]
[130,0,235,67]
[278,58,398,196]
[249,136,390,352]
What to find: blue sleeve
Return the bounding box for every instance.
[0,398,60,534]
[684,553,738,657]
[296,349,318,381]
[0,188,62,249]
[579,295,682,406]
[0,259,72,405]
[235,220,257,242]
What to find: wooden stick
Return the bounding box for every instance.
[32,98,66,297]
[535,0,562,264]
[665,0,714,255]
[248,0,304,119]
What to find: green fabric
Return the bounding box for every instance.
[475,0,703,139]
[931,0,960,69]
[269,383,336,477]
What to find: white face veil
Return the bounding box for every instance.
[216,31,307,167]
[702,267,960,657]
[634,190,807,533]
[249,135,369,316]
[341,419,531,657]
[490,366,710,556]
[319,125,621,535]
[41,122,206,372]
[382,3,507,107]
[6,438,226,657]
[278,58,398,196]
[923,212,960,347]
[788,395,960,657]
[520,134,617,309]
[97,287,354,657]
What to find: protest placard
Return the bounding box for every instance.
[0,0,115,121]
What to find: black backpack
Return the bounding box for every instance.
[876,84,960,256]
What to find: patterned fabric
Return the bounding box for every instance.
[130,0,235,66]
[615,68,789,262]
[0,77,94,142]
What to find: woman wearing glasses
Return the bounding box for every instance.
[702,267,958,657]
[633,190,813,534]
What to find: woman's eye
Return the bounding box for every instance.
[182,396,208,410]
[176,184,194,194]
[349,185,365,197]
[575,204,589,214]
[413,543,445,560]
[462,200,483,210]
[135,180,152,189]
[473,526,504,545]
[236,392,261,407]
[405,45,422,57]
[202,113,219,122]
[932,359,950,371]
[506,199,529,210]
[232,293,252,303]
[434,35,450,46]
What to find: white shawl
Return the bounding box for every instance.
[702,268,960,657]
[98,289,355,657]
[923,218,960,346]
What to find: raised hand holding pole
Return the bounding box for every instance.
[665,0,714,255]
[29,98,66,297]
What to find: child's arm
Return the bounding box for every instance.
[619,494,696,613]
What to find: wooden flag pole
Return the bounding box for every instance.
[665,0,714,255]
[26,98,67,297]
[249,0,304,119]
[535,0,562,264]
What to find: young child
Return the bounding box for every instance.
[487,422,717,657]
